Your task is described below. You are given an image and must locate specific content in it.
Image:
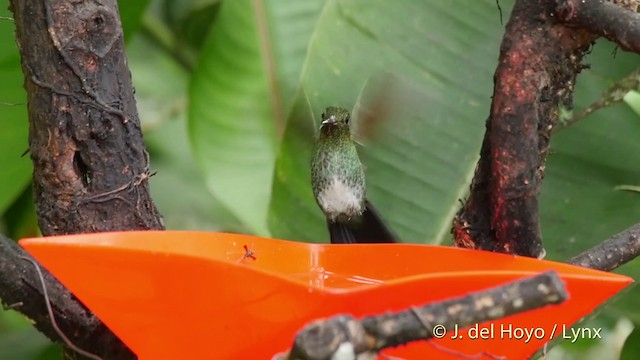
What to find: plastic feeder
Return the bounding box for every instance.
[20,231,632,359]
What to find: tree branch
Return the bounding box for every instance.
[453,0,640,258]
[278,271,567,360]
[554,0,640,53]
[570,223,640,271]
[0,235,134,359]
[454,0,597,258]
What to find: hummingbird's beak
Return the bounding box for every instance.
[321,115,336,125]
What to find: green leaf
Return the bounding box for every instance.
[126,26,242,231]
[268,91,324,241]
[541,41,640,322]
[0,7,32,216]
[0,328,61,360]
[620,326,640,360]
[147,118,244,232]
[0,310,61,360]
[117,0,151,40]
[163,0,221,50]
[623,90,640,118]
[2,185,39,240]
[263,1,640,343]
[268,0,506,243]
[189,0,325,235]
[128,32,190,130]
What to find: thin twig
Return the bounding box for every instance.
[427,340,506,360]
[84,168,155,202]
[2,301,23,310]
[28,70,132,126]
[555,68,640,132]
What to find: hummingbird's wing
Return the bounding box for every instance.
[327,200,398,244]
[353,200,398,243]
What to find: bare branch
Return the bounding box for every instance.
[555,67,640,132]
[570,223,640,271]
[280,271,567,360]
[0,235,134,359]
[554,0,640,53]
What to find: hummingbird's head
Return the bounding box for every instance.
[321,107,351,126]
[319,107,351,138]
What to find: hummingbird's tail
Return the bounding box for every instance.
[327,220,357,244]
[327,200,398,244]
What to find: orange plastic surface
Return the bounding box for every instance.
[20,231,632,360]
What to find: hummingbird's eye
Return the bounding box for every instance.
[345,115,350,124]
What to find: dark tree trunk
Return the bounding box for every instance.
[12,0,164,235]
[0,0,167,358]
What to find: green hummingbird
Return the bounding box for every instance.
[310,106,397,244]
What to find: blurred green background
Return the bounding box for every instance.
[1,0,639,358]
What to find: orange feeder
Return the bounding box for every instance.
[19,231,632,359]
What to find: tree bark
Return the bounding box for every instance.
[453,0,638,258]
[285,271,567,360]
[12,0,164,235]
[2,0,166,358]
[0,235,134,359]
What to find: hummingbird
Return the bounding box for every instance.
[310,106,397,244]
